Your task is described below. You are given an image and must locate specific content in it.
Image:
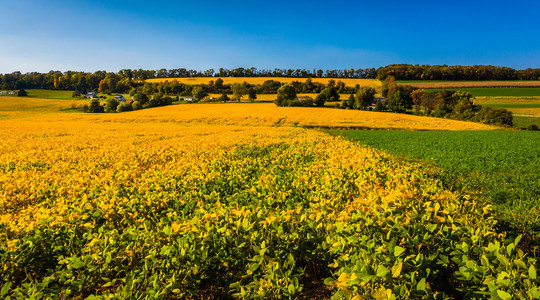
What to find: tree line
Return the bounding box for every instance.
[377,64,540,81]
[3,64,539,93]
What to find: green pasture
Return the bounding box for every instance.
[427,88,540,97]
[328,129,540,238]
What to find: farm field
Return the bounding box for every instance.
[427,88,540,97]
[25,89,78,100]
[2,99,538,298]
[146,77,382,88]
[0,96,86,119]
[397,80,540,89]
[64,102,495,130]
[474,97,540,122]
[328,130,540,237]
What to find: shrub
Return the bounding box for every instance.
[116,102,132,112]
[479,106,513,126]
[88,99,101,113]
[528,124,539,131]
[132,101,142,110]
[105,99,119,113]
[17,89,27,97]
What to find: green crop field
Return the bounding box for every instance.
[328,129,540,238]
[427,88,540,97]
[25,89,80,100]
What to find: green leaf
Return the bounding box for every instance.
[416,278,426,292]
[394,246,405,257]
[71,257,85,269]
[530,265,537,280]
[514,259,527,270]
[376,265,389,277]
[324,277,335,285]
[1,282,12,296]
[497,290,512,300]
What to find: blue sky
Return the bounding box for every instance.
[1,0,540,73]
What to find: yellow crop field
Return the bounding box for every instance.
[2,100,531,299]
[29,102,496,130]
[146,76,382,88]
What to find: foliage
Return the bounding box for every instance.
[72,90,82,98]
[192,86,208,100]
[377,64,540,80]
[105,99,119,113]
[355,86,376,110]
[219,93,230,102]
[330,129,540,241]
[116,102,132,112]
[132,101,141,110]
[248,88,257,102]
[476,106,513,126]
[387,90,409,113]
[275,85,298,106]
[17,89,27,97]
[231,83,247,102]
[0,117,538,299]
[87,99,102,113]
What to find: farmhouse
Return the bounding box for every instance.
[0,91,7,95]
[184,97,195,102]
[374,96,386,102]
[85,92,98,99]
[114,95,125,101]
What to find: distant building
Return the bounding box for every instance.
[184,97,195,102]
[8,91,16,95]
[85,92,98,99]
[374,97,386,102]
[0,91,7,95]
[114,95,125,101]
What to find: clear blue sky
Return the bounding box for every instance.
[1,0,540,73]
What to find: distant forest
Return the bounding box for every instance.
[1,65,540,92]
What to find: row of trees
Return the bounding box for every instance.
[4,64,539,92]
[377,64,540,81]
[136,78,357,98]
[0,71,133,94]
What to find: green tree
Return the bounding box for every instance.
[248,88,257,102]
[218,93,230,102]
[215,78,224,89]
[192,86,208,100]
[134,93,149,105]
[17,89,27,97]
[132,101,142,110]
[105,98,119,112]
[231,83,246,102]
[387,90,408,113]
[355,87,376,110]
[88,98,101,113]
[275,84,297,106]
[411,89,426,114]
[314,93,327,107]
[72,90,82,98]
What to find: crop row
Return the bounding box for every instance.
[0,118,537,298]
